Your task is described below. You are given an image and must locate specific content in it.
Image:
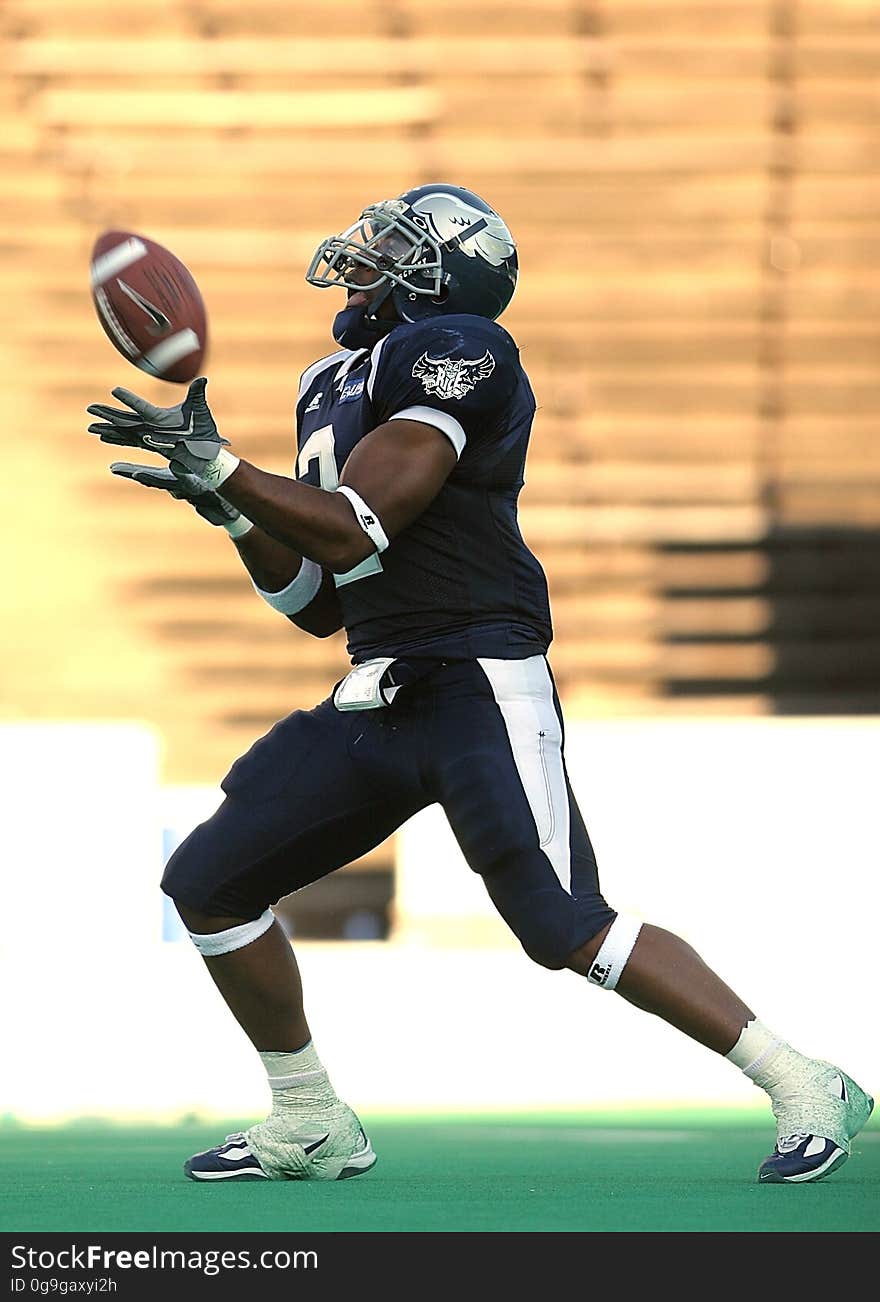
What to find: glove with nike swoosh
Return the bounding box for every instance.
[87,376,240,489]
[108,461,254,538]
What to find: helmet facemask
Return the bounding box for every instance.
[306,201,445,315]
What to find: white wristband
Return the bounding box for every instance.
[225,514,255,540]
[200,448,241,490]
[335,485,390,553]
[254,558,323,614]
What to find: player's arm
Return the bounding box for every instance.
[232,527,343,638]
[221,418,457,571]
[88,377,458,571]
[220,323,514,558]
[106,459,344,637]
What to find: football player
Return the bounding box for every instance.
[89,183,872,1185]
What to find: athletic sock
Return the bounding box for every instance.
[259,1042,340,1119]
[726,1018,815,1100]
[248,1042,362,1178]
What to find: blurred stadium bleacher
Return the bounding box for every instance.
[2,2,878,934]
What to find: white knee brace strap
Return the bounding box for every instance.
[187,909,275,956]
[586,915,642,991]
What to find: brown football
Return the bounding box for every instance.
[90,230,208,384]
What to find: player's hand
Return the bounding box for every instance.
[87,377,238,488]
[109,461,246,530]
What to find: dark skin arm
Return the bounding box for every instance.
[233,526,343,638]
[219,419,458,574]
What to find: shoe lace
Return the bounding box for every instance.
[776,1129,810,1150]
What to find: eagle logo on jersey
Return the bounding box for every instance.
[411,351,496,401]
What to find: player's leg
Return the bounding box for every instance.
[561,793,754,1053]
[428,656,872,1184]
[551,715,874,1184]
[566,908,873,1184]
[426,657,618,966]
[173,904,311,1051]
[161,698,426,1181]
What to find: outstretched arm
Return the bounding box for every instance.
[218,417,457,572]
[106,460,343,638]
[89,377,458,574]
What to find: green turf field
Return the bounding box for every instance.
[2,1113,877,1234]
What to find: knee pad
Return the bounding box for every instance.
[482,851,617,970]
[160,832,209,907]
[516,890,580,969]
[160,817,272,919]
[161,834,276,952]
[585,915,642,991]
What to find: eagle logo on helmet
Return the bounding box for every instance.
[411,350,496,400]
[410,194,515,268]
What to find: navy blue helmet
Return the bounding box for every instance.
[305,183,518,348]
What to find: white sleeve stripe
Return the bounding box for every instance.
[297,349,352,402]
[336,485,390,553]
[366,335,390,401]
[387,405,467,458]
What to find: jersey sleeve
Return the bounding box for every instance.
[367,319,519,460]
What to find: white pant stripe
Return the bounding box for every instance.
[477,655,572,893]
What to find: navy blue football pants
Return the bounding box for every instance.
[161,655,616,968]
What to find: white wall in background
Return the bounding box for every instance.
[1,718,876,1122]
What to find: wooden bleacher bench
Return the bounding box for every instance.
[1,2,878,783]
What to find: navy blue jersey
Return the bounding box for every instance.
[294,315,553,662]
